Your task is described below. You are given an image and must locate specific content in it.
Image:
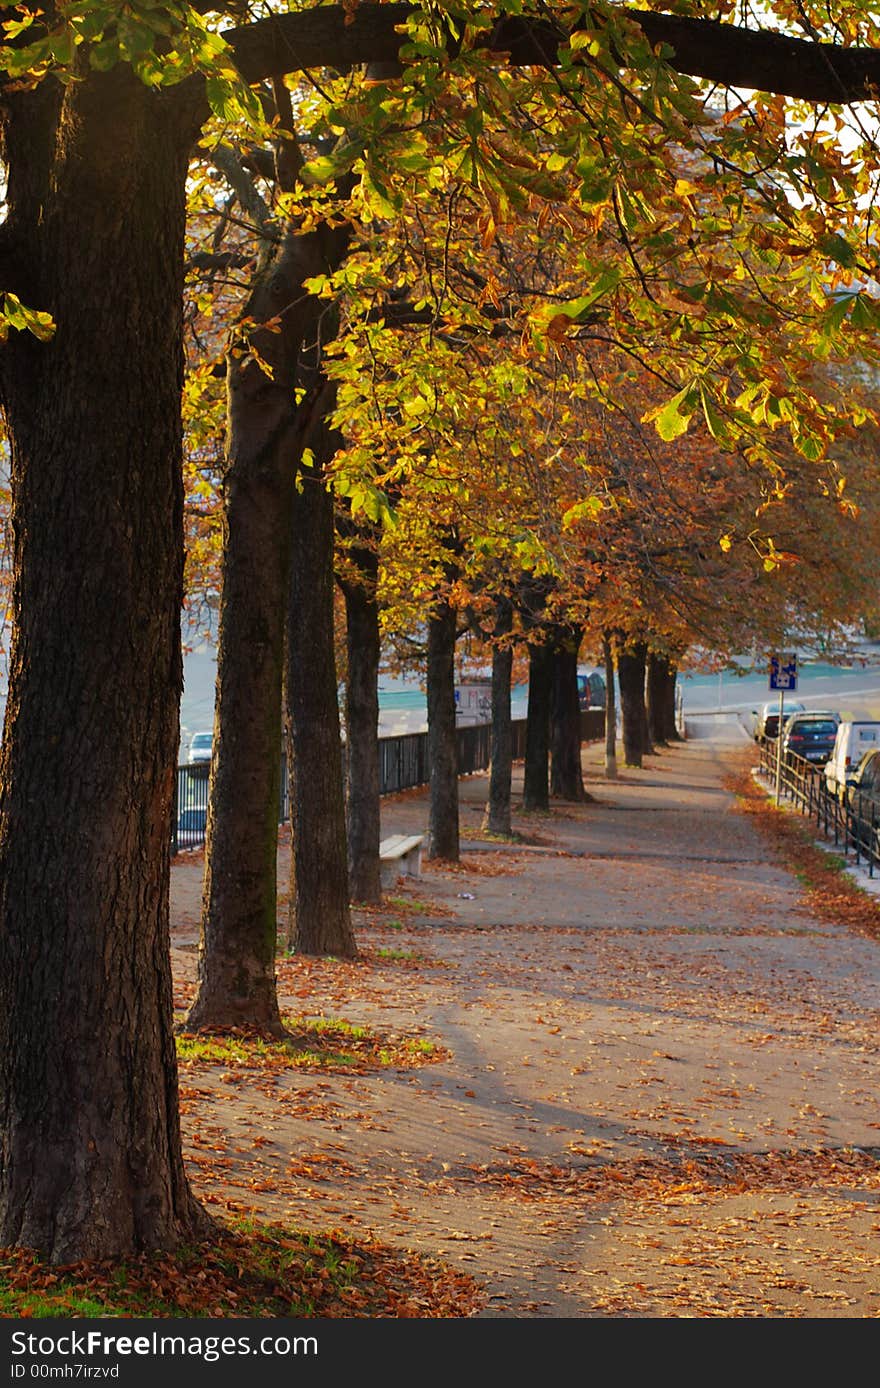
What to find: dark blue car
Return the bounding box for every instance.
[781,710,840,765]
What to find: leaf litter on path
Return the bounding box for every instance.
[160,741,880,1317]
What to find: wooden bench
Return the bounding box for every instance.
[379,833,425,890]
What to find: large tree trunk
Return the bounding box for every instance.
[603,631,618,780]
[550,629,587,802]
[188,211,351,1027]
[635,640,655,756]
[657,656,682,741]
[617,643,646,768]
[646,650,669,748]
[0,73,206,1259]
[483,603,514,838]
[523,641,552,811]
[287,464,356,956]
[426,599,460,861]
[341,544,382,903]
[186,289,293,1038]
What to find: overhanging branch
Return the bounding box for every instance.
[223,4,880,105]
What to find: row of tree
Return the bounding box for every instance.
[1,0,880,1264]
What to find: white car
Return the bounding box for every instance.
[824,720,880,802]
[187,730,213,765]
[752,700,805,743]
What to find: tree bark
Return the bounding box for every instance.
[523,641,552,811]
[0,72,207,1259]
[483,604,514,838]
[341,544,382,903]
[286,464,357,956]
[550,629,587,802]
[646,650,669,748]
[224,4,880,109]
[426,599,460,861]
[633,641,655,756]
[603,631,618,780]
[658,657,683,741]
[617,643,646,768]
[188,209,352,1027]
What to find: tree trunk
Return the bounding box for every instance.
[185,415,287,1032]
[188,212,352,1027]
[523,641,552,811]
[286,465,356,956]
[658,657,683,741]
[636,641,655,756]
[618,644,646,768]
[186,305,292,1037]
[0,73,207,1259]
[341,545,382,903]
[646,650,669,748]
[550,630,587,802]
[603,631,618,780]
[426,599,460,861]
[483,608,514,838]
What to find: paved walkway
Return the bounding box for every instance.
[170,717,880,1318]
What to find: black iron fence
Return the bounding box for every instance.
[756,740,880,875]
[172,707,605,855]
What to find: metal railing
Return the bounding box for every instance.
[756,739,880,875]
[675,686,686,739]
[172,707,605,855]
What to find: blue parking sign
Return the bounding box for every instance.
[769,653,798,691]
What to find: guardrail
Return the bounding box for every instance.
[172,707,605,855]
[756,739,880,875]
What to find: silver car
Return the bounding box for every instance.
[187,730,213,765]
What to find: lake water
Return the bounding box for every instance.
[177,641,880,743]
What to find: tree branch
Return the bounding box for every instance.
[187,249,255,273]
[210,143,279,242]
[223,4,880,105]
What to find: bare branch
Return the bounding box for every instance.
[210,143,279,243]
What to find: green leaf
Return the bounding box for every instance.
[360,171,400,219]
[816,232,857,269]
[643,383,697,441]
[562,496,604,528]
[699,384,733,446]
[204,76,259,125]
[89,37,121,71]
[818,295,850,338]
[848,292,880,331]
[2,293,54,343]
[300,144,361,187]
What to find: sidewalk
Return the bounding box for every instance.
[170,728,880,1317]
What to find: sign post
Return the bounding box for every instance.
[769,653,798,805]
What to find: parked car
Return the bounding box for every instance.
[577,669,606,711]
[187,730,213,765]
[175,807,207,849]
[780,710,840,765]
[823,720,880,802]
[752,700,805,743]
[844,748,880,853]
